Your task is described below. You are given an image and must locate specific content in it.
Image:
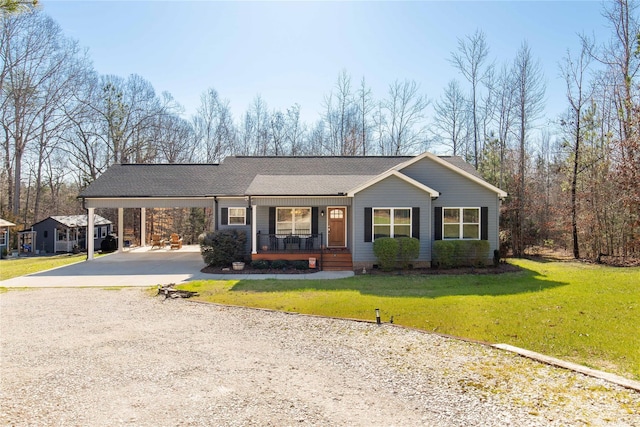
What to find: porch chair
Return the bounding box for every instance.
[169,233,183,250]
[151,234,165,249]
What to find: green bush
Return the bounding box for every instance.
[432,240,490,268]
[251,260,270,269]
[373,237,399,271]
[271,259,288,270]
[200,230,247,267]
[291,260,309,270]
[397,237,420,269]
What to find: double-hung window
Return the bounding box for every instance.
[276,208,311,235]
[228,208,246,225]
[443,208,480,239]
[0,231,6,246]
[373,208,411,239]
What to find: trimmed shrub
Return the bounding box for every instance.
[271,259,289,270]
[397,237,420,269]
[200,229,247,267]
[291,260,309,270]
[251,260,270,270]
[432,240,490,268]
[373,237,399,271]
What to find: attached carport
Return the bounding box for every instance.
[83,197,216,260]
[79,164,222,260]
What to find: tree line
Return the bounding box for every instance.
[1,1,638,261]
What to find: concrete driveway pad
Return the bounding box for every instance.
[0,246,209,288]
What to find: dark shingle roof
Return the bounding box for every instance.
[79,164,221,198]
[78,155,485,198]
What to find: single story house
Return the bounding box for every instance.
[0,218,16,257]
[31,215,112,254]
[78,152,507,269]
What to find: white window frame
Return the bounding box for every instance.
[0,230,6,246]
[100,226,107,239]
[372,207,412,240]
[276,207,311,235]
[228,208,247,225]
[443,207,480,240]
[93,227,98,239]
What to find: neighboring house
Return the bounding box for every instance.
[31,215,112,254]
[0,218,16,257]
[78,152,507,269]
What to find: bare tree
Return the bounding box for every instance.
[0,12,80,217]
[323,70,359,155]
[285,104,307,155]
[192,88,235,163]
[511,41,546,257]
[450,29,493,167]
[561,40,594,259]
[382,79,429,155]
[433,79,468,156]
[356,76,373,155]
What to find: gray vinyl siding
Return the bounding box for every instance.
[31,218,112,254]
[401,158,501,254]
[352,175,432,263]
[217,198,252,254]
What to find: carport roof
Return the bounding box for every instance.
[78,164,221,198]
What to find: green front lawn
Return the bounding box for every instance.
[180,259,640,381]
[0,253,88,281]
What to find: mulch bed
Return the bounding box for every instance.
[201,262,522,276]
[201,266,316,275]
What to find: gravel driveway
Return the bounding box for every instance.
[1,288,638,426]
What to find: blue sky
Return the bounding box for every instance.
[43,1,610,131]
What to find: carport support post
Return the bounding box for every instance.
[117,208,124,252]
[140,207,146,247]
[87,208,95,260]
[251,203,257,254]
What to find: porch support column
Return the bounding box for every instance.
[140,207,146,247]
[117,207,124,252]
[251,203,257,254]
[87,208,95,260]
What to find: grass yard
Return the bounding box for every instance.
[0,253,88,281]
[180,258,640,381]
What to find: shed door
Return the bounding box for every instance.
[327,207,346,247]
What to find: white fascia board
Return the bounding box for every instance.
[394,152,508,199]
[347,170,440,197]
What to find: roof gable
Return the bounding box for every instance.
[347,170,440,197]
[394,152,508,198]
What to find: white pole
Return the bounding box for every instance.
[141,207,146,247]
[87,209,94,260]
[118,208,124,252]
[251,204,257,254]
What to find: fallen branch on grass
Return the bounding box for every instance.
[157,284,199,299]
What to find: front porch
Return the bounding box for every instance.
[252,233,353,271]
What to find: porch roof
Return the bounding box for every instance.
[245,174,376,196]
[0,218,15,227]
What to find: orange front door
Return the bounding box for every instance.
[327,207,346,247]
